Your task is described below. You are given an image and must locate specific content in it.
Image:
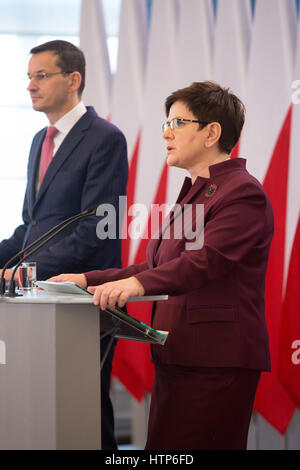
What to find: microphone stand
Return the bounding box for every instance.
[1,207,96,297]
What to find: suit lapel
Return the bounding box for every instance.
[176,176,208,207]
[33,110,93,210]
[161,177,208,237]
[147,177,208,266]
[28,129,46,213]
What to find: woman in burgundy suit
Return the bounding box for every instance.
[50,82,274,450]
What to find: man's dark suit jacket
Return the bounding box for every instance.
[85,158,273,373]
[0,106,128,279]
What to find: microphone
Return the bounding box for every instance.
[0,207,97,297]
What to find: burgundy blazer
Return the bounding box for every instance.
[86,158,274,372]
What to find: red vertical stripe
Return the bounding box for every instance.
[231,140,240,159]
[112,163,169,400]
[254,105,295,433]
[279,216,300,408]
[121,131,141,268]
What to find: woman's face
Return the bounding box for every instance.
[163,100,208,172]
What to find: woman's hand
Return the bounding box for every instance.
[47,273,87,288]
[88,277,145,310]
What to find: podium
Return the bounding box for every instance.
[0,290,167,450]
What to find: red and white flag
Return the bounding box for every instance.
[121,0,179,400]
[166,0,215,205]
[80,0,111,118]
[240,0,297,433]
[109,0,148,399]
[133,0,178,234]
[110,0,147,267]
[177,0,214,88]
[213,0,251,101]
[278,17,300,410]
[213,0,251,158]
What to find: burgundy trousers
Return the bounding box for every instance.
[145,363,261,450]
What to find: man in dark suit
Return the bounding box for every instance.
[0,40,128,449]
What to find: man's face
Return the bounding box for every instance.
[27,51,71,119]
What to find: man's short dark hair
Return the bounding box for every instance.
[165,81,245,155]
[30,40,85,96]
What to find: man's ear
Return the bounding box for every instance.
[68,71,82,94]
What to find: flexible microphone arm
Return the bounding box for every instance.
[1,207,97,297]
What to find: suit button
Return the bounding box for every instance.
[31,220,37,226]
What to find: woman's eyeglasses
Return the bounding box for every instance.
[162,118,210,133]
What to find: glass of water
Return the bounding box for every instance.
[18,262,37,291]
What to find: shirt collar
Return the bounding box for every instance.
[51,101,87,136]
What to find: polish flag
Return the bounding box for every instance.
[177,0,214,88]
[278,18,300,409]
[240,0,297,433]
[80,0,111,118]
[119,0,179,399]
[213,0,251,101]
[110,0,147,267]
[132,0,178,241]
[212,0,252,158]
[109,0,148,399]
[279,219,300,408]
[166,0,215,206]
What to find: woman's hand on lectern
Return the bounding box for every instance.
[88,276,145,310]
